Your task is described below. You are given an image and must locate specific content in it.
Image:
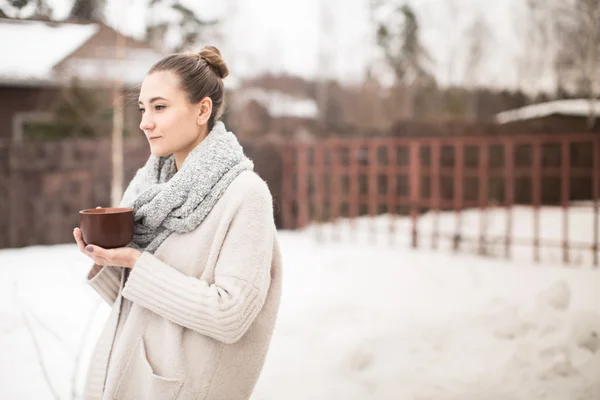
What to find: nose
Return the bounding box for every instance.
[139,114,155,132]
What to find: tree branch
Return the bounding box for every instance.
[23,302,74,357]
[70,299,102,400]
[14,282,62,400]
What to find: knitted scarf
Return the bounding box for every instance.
[120,121,254,254]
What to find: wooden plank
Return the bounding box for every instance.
[504,140,514,260]
[479,143,488,256]
[431,140,440,249]
[281,143,293,229]
[387,142,397,244]
[561,140,570,264]
[594,136,599,267]
[409,141,420,248]
[368,142,378,241]
[532,141,541,263]
[296,144,309,229]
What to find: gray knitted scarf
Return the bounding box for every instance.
[120,121,254,254]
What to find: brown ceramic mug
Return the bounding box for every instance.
[79,207,134,249]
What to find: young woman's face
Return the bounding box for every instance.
[138,70,208,159]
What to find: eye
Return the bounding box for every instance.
[138,108,145,114]
[155,105,166,111]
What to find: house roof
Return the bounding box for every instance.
[0,18,168,88]
[495,99,600,124]
[0,18,99,85]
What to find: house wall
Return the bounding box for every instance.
[0,86,60,142]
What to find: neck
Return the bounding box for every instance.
[174,125,209,171]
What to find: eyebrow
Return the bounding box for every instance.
[138,96,169,105]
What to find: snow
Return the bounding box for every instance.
[237,88,319,118]
[1,206,599,399]
[0,18,98,82]
[496,99,600,124]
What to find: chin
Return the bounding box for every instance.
[149,145,171,158]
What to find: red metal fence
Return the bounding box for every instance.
[281,133,600,267]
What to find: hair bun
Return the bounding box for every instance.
[198,46,229,79]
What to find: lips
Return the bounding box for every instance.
[148,136,162,141]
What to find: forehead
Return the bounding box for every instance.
[139,70,184,101]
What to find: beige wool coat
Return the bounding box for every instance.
[82,171,282,400]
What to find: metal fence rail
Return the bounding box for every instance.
[282,133,600,267]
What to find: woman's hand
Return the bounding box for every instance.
[73,227,142,268]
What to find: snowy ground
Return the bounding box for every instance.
[0,207,599,400]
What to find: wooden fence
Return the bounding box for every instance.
[0,136,284,249]
[281,133,600,267]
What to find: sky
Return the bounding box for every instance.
[12,0,555,92]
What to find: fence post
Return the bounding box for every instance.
[431,140,440,249]
[505,139,514,260]
[296,144,309,229]
[387,140,397,245]
[532,141,541,263]
[349,141,359,239]
[409,141,420,248]
[453,142,464,252]
[478,142,489,256]
[561,140,570,264]
[331,139,340,241]
[368,141,378,242]
[314,142,324,241]
[593,136,599,268]
[281,143,293,230]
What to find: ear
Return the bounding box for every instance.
[196,97,213,126]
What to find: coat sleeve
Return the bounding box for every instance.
[87,264,123,306]
[121,181,275,344]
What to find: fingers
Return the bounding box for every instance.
[84,244,103,255]
[73,225,116,267]
[73,228,102,257]
[73,228,86,252]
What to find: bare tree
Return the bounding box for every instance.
[1,0,52,18]
[69,0,105,22]
[463,13,491,121]
[581,0,600,126]
[316,0,335,126]
[374,2,433,119]
[553,0,600,125]
[14,281,103,400]
[515,0,555,101]
[444,0,460,86]
[145,0,221,53]
[517,0,599,125]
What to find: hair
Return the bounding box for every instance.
[147,45,229,131]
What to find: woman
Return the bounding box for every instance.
[73,45,282,400]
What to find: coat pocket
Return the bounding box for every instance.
[113,337,183,400]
